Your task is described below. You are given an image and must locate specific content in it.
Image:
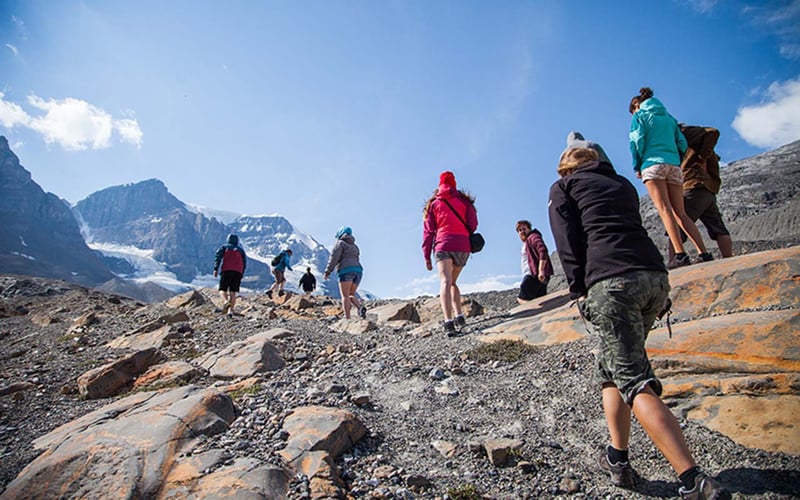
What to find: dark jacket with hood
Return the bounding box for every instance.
[548,160,665,299]
[213,234,247,274]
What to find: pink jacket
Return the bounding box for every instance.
[525,229,553,279]
[422,185,478,259]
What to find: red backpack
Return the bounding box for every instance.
[222,247,244,273]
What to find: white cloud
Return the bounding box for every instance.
[732,77,800,149]
[681,0,719,14]
[0,92,142,150]
[5,43,18,57]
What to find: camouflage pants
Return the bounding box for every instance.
[578,270,670,406]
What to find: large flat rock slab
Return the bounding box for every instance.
[1,386,245,499]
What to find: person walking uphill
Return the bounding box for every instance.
[299,267,317,297]
[629,87,712,268]
[422,171,478,337]
[213,234,247,318]
[324,226,367,320]
[515,220,553,304]
[548,147,730,500]
[267,249,292,299]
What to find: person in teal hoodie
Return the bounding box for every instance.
[629,87,712,268]
[267,248,292,299]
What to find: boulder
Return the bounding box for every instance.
[107,324,181,351]
[0,386,261,499]
[132,361,205,390]
[197,331,285,379]
[77,348,166,399]
[369,302,421,323]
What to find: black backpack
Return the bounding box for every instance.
[271,252,283,266]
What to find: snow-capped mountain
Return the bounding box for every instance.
[71,178,344,297]
[228,215,338,296]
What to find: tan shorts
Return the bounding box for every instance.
[641,164,683,185]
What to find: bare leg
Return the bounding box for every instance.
[645,179,688,255]
[437,259,455,320]
[632,386,697,475]
[716,235,733,258]
[602,383,632,451]
[451,265,464,317]
[667,183,708,254]
[219,290,229,308]
[229,291,237,313]
[339,281,353,319]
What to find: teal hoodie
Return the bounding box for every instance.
[629,97,687,173]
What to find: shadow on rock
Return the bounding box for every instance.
[717,467,800,495]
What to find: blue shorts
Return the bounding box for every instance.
[339,272,362,285]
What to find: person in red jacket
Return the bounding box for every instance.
[422,171,478,337]
[515,220,554,303]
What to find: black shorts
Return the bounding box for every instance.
[682,187,730,241]
[519,274,547,300]
[219,271,243,292]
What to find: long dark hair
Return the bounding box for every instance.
[629,87,654,114]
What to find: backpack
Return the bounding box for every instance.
[222,247,244,272]
[271,252,283,267]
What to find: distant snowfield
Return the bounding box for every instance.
[87,242,191,292]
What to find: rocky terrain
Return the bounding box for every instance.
[1,246,799,499]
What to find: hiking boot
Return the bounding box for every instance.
[698,252,714,262]
[359,305,367,319]
[454,315,466,328]
[597,450,635,489]
[678,473,731,500]
[668,253,691,269]
[444,320,457,337]
[278,290,285,297]
[266,290,273,299]
[227,311,233,318]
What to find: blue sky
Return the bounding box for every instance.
[1,0,799,299]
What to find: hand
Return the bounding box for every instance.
[323,274,329,280]
[426,260,433,271]
[213,270,218,277]
[636,171,642,179]
[538,273,547,283]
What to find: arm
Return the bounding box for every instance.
[213,247,224,273]
[283,253,293,272]
[324,242,342,278]
[240,248,247,273]
[674,118,688,157]
[422,203,438,265]
[629,115,645,173]
[548,182,587,299]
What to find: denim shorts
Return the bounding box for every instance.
[578,270,670,406]
[339,272,362,285]
[641,164,683,186]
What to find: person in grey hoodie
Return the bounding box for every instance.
[324,226,367,319]
[564,131,612,165]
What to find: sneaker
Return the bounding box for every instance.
[227,311,233,318]
[678,473,731,500]
[454,315,466,328]
[598,450,635,489]
[278,290,285,297]
[668,253,692,270]
[266,290,273,299]
[698,252,714,262]
[359,305,367,319]
[443,320,457,337]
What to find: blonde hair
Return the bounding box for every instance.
[558,147,599,177]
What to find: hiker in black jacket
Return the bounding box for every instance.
[298,267,316,297]
[548,147,729,500]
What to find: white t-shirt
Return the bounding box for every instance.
[521,242,531,276]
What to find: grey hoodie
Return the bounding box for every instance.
[324,234,362,276]
[563,131,613,166]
